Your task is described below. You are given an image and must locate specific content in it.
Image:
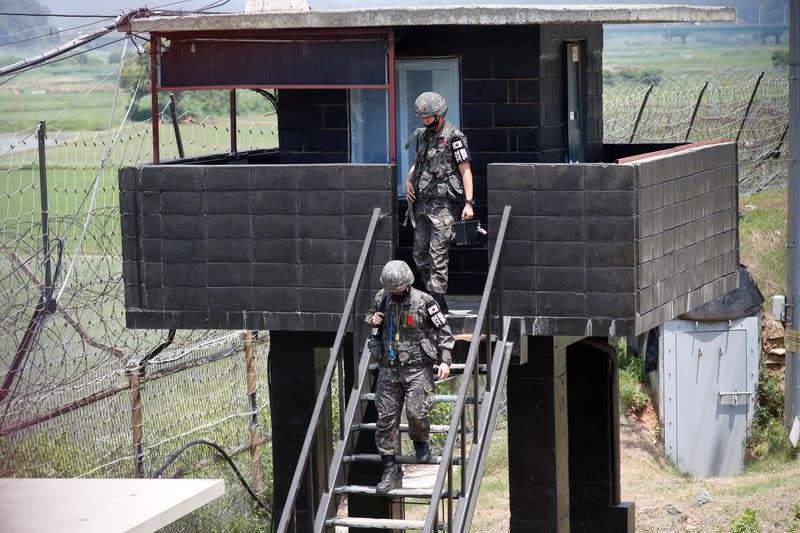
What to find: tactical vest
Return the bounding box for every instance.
[412,121,468,202]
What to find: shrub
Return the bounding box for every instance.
[772,49,789,68]
[729,507,760,533]
[619,367,649,416]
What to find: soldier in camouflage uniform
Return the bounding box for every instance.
[366,260,454,494]
[405,92,475,313]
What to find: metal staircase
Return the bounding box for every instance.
[275,206,512,533]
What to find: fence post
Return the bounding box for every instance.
[244,331,264,493]
[36,121,51,290]
[684,81,709,142]
[736,72,765,144]
[130,370,145,478]
[629,84,655,143]
[168,93,185,159]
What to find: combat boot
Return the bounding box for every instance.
[432,293,449,315]
[375,455,402,494]
[414,441,432,463]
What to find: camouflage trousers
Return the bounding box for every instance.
[413,199,457,294]
[374,364,436,456]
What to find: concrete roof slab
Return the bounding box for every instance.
[128,4,735,33]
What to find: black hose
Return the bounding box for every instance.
[152,438,272,516]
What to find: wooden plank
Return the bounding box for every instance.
[1,478,224,533]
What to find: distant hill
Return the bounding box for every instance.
[0,0,59,48]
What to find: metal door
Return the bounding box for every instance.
[565,42,586,163]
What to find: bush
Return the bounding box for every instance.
[772,49,789,68]
[619,368,649,416]
[748,365,798,463]
[729,507,760,533]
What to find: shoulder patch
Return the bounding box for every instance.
[426,300,447,328]
[451,139,463,149]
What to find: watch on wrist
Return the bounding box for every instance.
[465,198,476,206]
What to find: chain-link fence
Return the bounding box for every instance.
[0,108,278,532]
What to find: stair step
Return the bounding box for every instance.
[325,517,445,530]
[343,453,461,465]
[334,485,460,499]
[368,363,486,373]
[361,393,477,404]
[352,423,452,433]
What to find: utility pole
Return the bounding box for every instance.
[786,0,800,434]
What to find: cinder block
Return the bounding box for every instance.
[586,267,636,292]
[534,165,584,191]
[343,165,393,190]
[141,215,162,239]
[207,287,253,310]
[205,166,251,190]
[252,215,297,239]
[141,191,162,215]
[298,239,346,264]
[587,292,635,317]
[516,79,539,103]
[251,165,297,190]
[206,191,251,215]
[207,239,252,263]
[504,216,536,241]
[119,167,139,192]
[163,215,206,239]
[537,292,586,317]
[161,191,203,215]
[162,239,206,263]
[297,190,345,215]
[298,215,345,239]
[500,266,536,292]
[534,242,585,267]
[501,290,536,316]
[534,216,585,241]
[141,166,201,191]
[142,287,163,308]
[584,165,635,191]
[299,288,345,312]
[206,214,251,239]
[487,164,535,190]
[207,263,252,287]
[536,267,585,292]
[638,261,654,289]
[586,242,635,267]
[463,103,494,128]
[254,287,299,312]
[344,190,390,214]
[534,190,585,216]
[586,191,635,217]
[253,239,298,262]
[514,128,540,151]
[301,264,346,288]
[163,263,207,287]
[164,287,208,310]
[463,79,509,103]
[297,165,344,189]
[345,240,392,265]
[587,217,634,242]
[502,241,537,266]
[495,104,539,127]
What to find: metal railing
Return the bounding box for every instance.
[275,207,382,533]
[422,205,512,533]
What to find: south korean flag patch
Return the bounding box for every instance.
[451,138,469,163]
[426,301,447,329]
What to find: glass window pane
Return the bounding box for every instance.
[350,89,389,163]
[396,58,461,195]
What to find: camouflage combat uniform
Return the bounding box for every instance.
[366,287,454,455]
[411,120,471,294]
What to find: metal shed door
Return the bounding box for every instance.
[674,327,750,477]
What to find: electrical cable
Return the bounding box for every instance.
[152,439,272,515]
[0,17,116,48]
[0,12,114,18]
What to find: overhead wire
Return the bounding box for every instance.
[0,17,116,48]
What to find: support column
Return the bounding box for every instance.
[566,338,634,532]
[269,331,334,529]
[507,336,570,532]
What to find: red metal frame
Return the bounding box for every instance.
[614,138,729,164]
[388,30,397,165]
[151,34,160,164]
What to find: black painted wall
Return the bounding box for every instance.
[487,141,739,337]
[119,164,396,330]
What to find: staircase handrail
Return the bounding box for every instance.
[422,205,512,533]
[275,207,382,533]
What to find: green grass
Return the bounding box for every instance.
[739,188,787,302]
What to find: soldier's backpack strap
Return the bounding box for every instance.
[425,299,447,329]
[404,127,425,150]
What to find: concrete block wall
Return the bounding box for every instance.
[633,142,739,332]
[119,164,396,330]
[487,141,739,337]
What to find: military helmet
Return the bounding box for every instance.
[414,92,447,118]
[380,260,414,291]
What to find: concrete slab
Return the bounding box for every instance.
[0,478,225,533]
[127,5,735,33]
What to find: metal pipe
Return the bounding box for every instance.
[736,72,765,144]
[36,121,50,290]
[150,36,160,164]
[629,84,654,143]
[168,93,185,159]
[230,89,237,154]
[684,81,708,142]
[388,30,397,165]
[786,0,800,432]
